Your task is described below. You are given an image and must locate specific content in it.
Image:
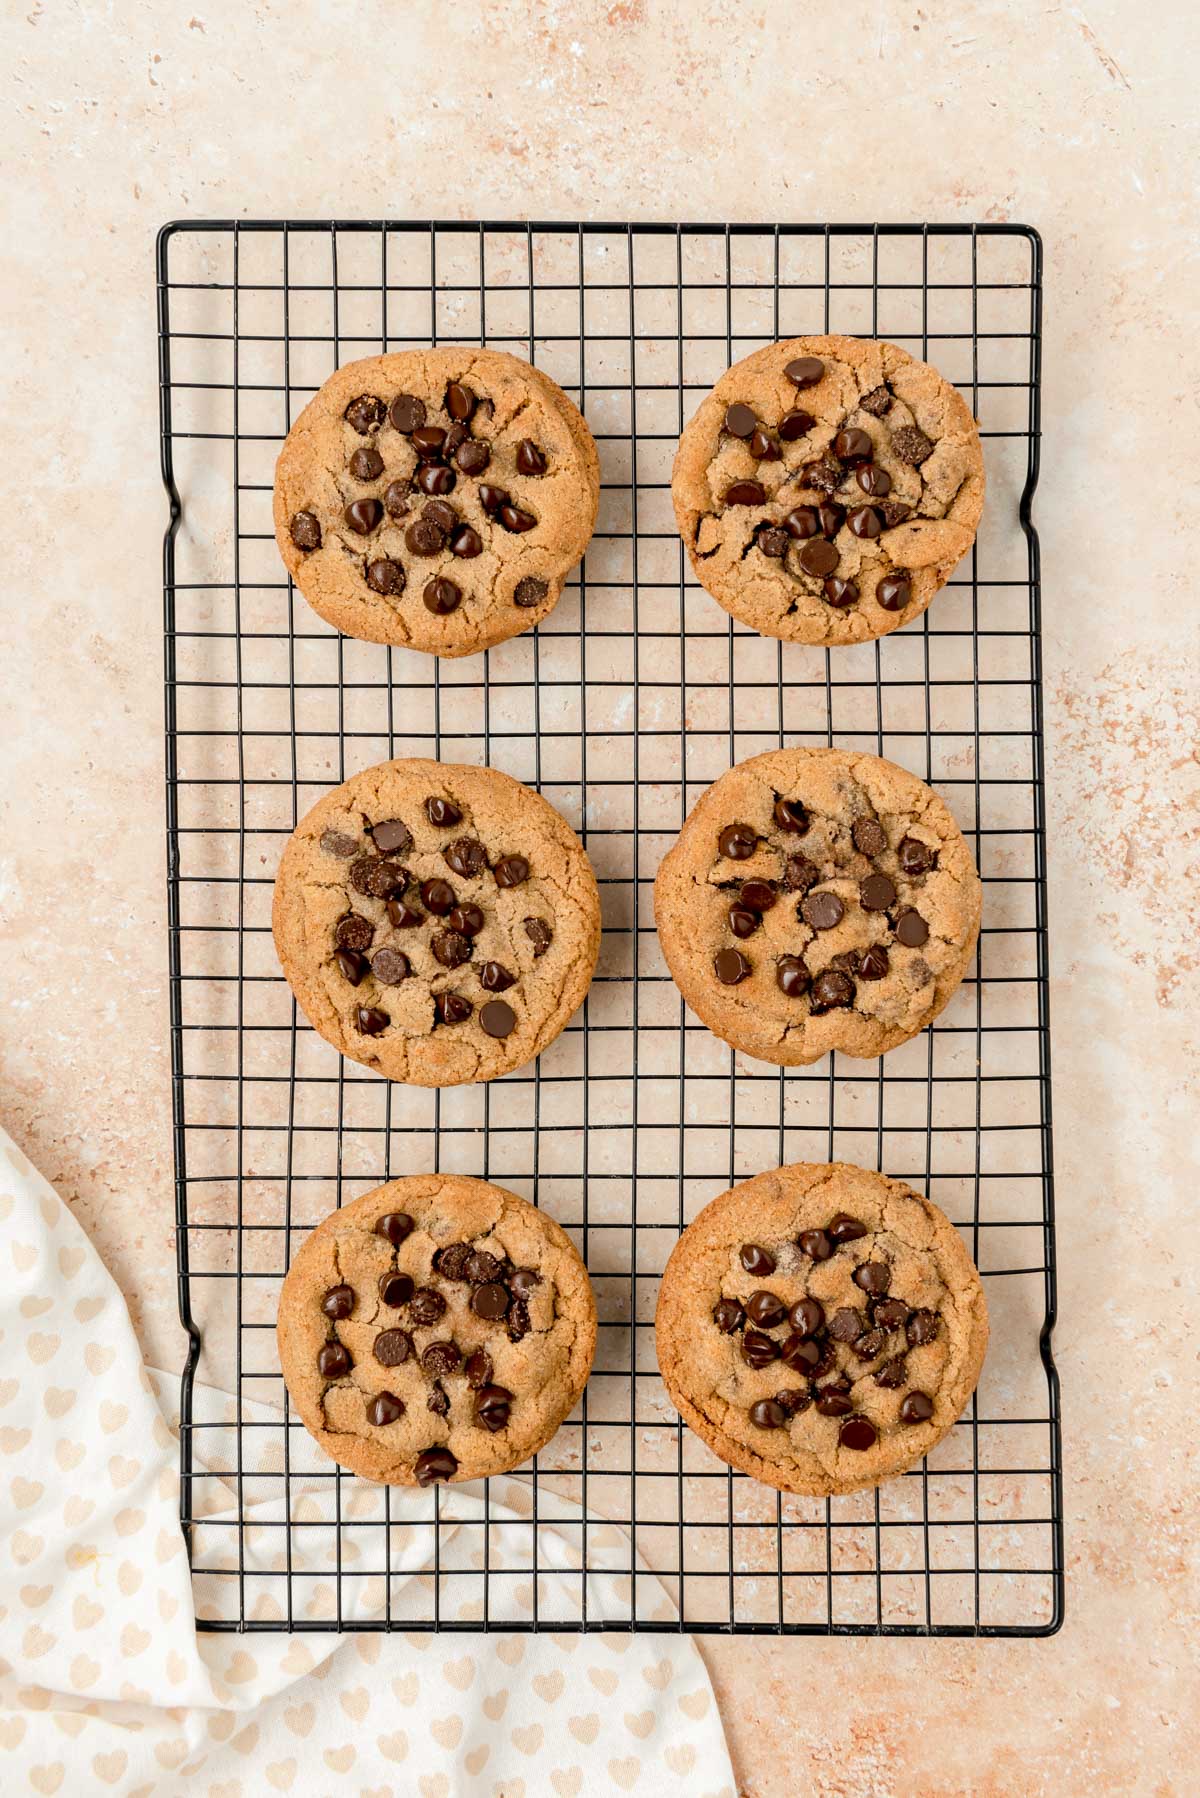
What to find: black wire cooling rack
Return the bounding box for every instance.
[158,219,1062,1636]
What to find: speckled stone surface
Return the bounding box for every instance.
[2,3,1196,1791]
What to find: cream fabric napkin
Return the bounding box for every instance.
[0,1129,734,1797]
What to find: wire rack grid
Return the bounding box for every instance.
[158,218,1062,1636]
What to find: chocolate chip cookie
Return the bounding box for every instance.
[273,759,600,1086]
[654,746,981,1065]
[274,348,599,656]
[672,335,984,645]
[656,1162,988,1497]
[278,1176,597,1486]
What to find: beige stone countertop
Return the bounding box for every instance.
[3,2,1196,1792]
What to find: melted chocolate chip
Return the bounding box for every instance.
[445,382,476,422]
[713,947,751,985]
[447,903,484,937]
[740,880,777,913]
[344,497,383,535]
[494,855,529,888]
[513,576,550,609]
[817,502,844,537]
[745,1290,787,1330]
[724,402,757,438]
[900,1391,935,1426]
[785,356,824,388]
[383,895,422,928]
[829,1307,865,1343]
[875,1356,908,1389]
[809,970,854,1012]
[740,1242,776,1276]
[388,393,426,434]
[852,1329,887,1361]
[499,503,537,533]
[897,836,936,875]
[741,1330,780,1369]
[290,510,322,550]
[779,407,815,440]
[789,1297,824,1337]
[823,576,859,608]
[334,947,367,986]
[425,796,461,827]
[780,1332,820,1371]
[432,1243,472,1280]
[838,1416,879,1451]
[408,1287,447,1326]
[445,837,488,878]
[432,929,471,969]
[749,1398,786,1430]
[417,463,456,497]
[350,446,385,481]
[877,574,912,611]
[730,909,759,940]
[366,1392,405,1426]
[724,480,767,507]
[476,1383,514,1431]
[756,525,789,558]
[435,993,472,1024]
[828,1213,868,1244]
[383,480,411,519]
[776,956,810,997]
[815,1386,854,1418]
[506,1297,532,1342]
[851,817,887,858]
[800,452,841,496]
[524,917,552,956]
[450,524,484,558]
[373,1329,412,1367]
[464,1349,493,1388]
[404,516,444,557]
[749,426,779,461]
[713,1298,745,1333]
[516,438,547,475]
[321,829,359,859]
[375,1212,414,1246]
[878,499,913,528]
[833,427,873,464]
[847,505,883,540]
[783,854,818,893]
[477,961,516,993]
[776,1386,812,1417]
[784,505,819,539]
[424,576,462,615]
[415,1446,457,1485]
[335,913,373,952]
[421,879,457,915]
[366,558,405,596]
[510,1267,541,1297]
[718,821,756,860]
[411,425,447,457]
[860,873,897,911]
[873,1298,909,1330]
[853,1261,891,1296]
[856,463,892,498]
[860,385,893,417]
[321,1284,354,1321]
[798,1229,832,1262]
[379,1272,415,1307]
[471,1282,509,1320]
[454,440,490,476]
[355,1006,390,1035]
[317,1341,352,1378]
[480,1000,517,1039]
[798,538,839,578]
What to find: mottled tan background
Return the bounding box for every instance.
[3,1,1197,1792]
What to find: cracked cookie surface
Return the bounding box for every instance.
[273,758,601,1086]
[274,348,599,657]
[278,1176,597,1485]
[672,335,984,646]
[653,746,981,1066]
[656,1162,988,1497]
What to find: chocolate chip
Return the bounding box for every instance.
[745,1290,787,1330]
[878,499,913,527]
[895,909,929,948]
[478,483,508,516]
[524,917,552,957]
[897,836,935,875]
[366,1392,405,1426]
[853,1261,891,1296]
[723,480,766,506]
[740,881,778,913]
[464,1349,493,1388]
[713,947,751,985]
[789,1297,823,1337]
[514,576,550,608]
[749,1398,786,1429]
[447,903,484,937]
[756,525,789,558]
[334,914,373,953]
[852,818,887,859]
[724,402,757,437]
[370,948,410,986]
[422,1340,461,1377]
[798,539,838,578]
[411,425,447,457]
[858,947,888,991]
[810,970,854,1012]
[782,854,818,893]
[415,1445,457,1485]
[784,506,819,539]
[445,382,476,422]
[408,1287,447,1326]
[800,452,841,496]
[478,961,515,993]
[860,873,897,912]
[432,1243,472,1281]
[852,1329,887,1361]
[426,1382,448,1418]
[776,1387,813,1417]
[373,1329,412,1367]
[494,855,530,889]
[420,498,456,532]
[446,524,481,559]
[345,394,386,433]
[773,956,809,998]
[405,516,445,556]
[510,1267,541,1297]
[445,837,488,878]
[801,890,844,931]
[334,947,368,985]
[350,446,385,481]
[725,906,754,941]
[798,1229,832,1262]
[781,1333,820,1373]
[317,1341,351,1378]
[499,503,537,533]
[416,879,452,917]
[785,356,824,388]
[476,1383,514,1431]
[847,505,883,541]
[372,821,412,859]
[432,929,471,969]
[382,481,410,520]
[289,510,322,551]
[382,897,420,931]
[823,577,858,608]
[321,830,359,860]
[366,558,405,596]
[826,1213,867,1244]
[478,997,517,1038]
[817,502,844,537]
[815,1386,854,1418]
[434,992,473,1024]
[875,1356,907,1389]
[860,385,893,417]
[839,1416,879,1451]
[906,1308,939,1347]
[829,1307,865,1343]
[375,1212,414,1246]
[388,393,426,434]
[471,1282,509,1320]
[856,464,892,498]
[900,1391,935,1426]
[877,574,912,611]
[454,440,490,476]
[891,424,934,466]
[416,464,454,498]
[321,1284,354,1321]
[740,1242,776,1276]
[380,1272,415,1307]
[741,1330,780,1369]
[833,427,873,464]
[514,438,547,476]
[422,576,460,616]
[749,427,779,461]
[873,1298,909,1330]
[779,408,815,440]
[718,821,756,859]
[458,1250,499,1284]
[713,1298,745,1333]
[355,1006,389,1035]
[506,1297,531,1342]
[344,497,382,535]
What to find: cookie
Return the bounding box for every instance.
[654,746,981,1066]
[274,348,599,656]
[273,758,600,1086]
[672,335,984,645]
[278,1176,597,1486]
[656,1162,988,1497]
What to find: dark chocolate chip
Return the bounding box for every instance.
[289,510,322,551]
[817,502,845,537]
[388,393,426,434]
[321,829,359,860]
[366,558,405,596]
[809,970,854,1012]
[895,909,929,948]
[776,1386,812,1417]
[776,955,810,997]
[779,408,815,441]
[838,1416,879,1451]
[334,947,368,986]
[713,947,751,985]
[516,439,547,476]
[891,425,934,466]
[800,453,841,496]
[471,1282,509,1320]
[740,881,778,914]
[733,913,765,947]
[798,1229,832,1262]
[411,425,447,457]
[713,1298,745,1333]
[897,836,936,875]
[432,929,471,969]
[434,992,473,1024]
[905,1308,939,1347]
[317,1341,352,1378]
[477,483,509,516]
[749,426,779,460]
[877,574,912,611]
[745,1290,787,1330]
[861,873,898,911]
[724,402,757,438]
[423,576,461,616]
[335,913,373,952]
[417,464,455,498]
[718,821,756,860]
[350,446,385,481]
[756,525,789,558]
[824,577,859,608]
[371,948,410,986]
[852,1328,887,1361]
[740,1242,776,1276]
[798,539,839,578]
[421,878,457,915]
[420,797,459,831]
[852,817,888,858]
[344,498,382,535]
[784,506,819,540]
[833,427,873,464]
[789,1297,824,1337]
[445,838,488,877]
[873,1298,909,1330]
[781,1333,821,1372]
[900,1391,935,1426]
[454,439,490,476]
[875,1356,908,1389]
[464,1349,493,1388]
[860,385,893,417]
[479,999,517,1038]
[432,1243,472,1281]
[380,1272,415,1307]
[783,854,818,893]
[801,890,844,931]
[853,1261,891,1296]
[450,525,483,558]
[422,1340,462,1377]
[509,1267,541,1297]
[415,1446,457,1485]
[408,1287,447,1326]
[373,1329,412,1367]
[499,503,537,533]
[462,1250,502,1283]
[827,1213,868,1244]
[524,917,553,957]
[878,499,913,528]
[384,481,411,521]
[405,517,445,556]
[321,1284,355,1321]
[475,1383,514,1431]
[741,1329,780,1369]
[375,1212,414,1246]
[428,1383,449,1417]
[421,497,457,531]
[723,480,766,506]
[370,823,410,861]
[514,576,549,608]
[494,855,530,889]
[447,904,484,938]
[785,356,824,388]
[856,463,892,498]
[506,1297,531,1342]
[773,800,808,835]
[445,382,476,422]
[749,1398,786,1430]
[815,1386,854,1418]
[829,1307,866,1343]
[478,961,515,993]
[366,1392,405,1426]
[345,394,386,434]
[847,505,883,540]
[355,1006,390,1035]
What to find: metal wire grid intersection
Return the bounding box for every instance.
[159,218,1062,1636]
